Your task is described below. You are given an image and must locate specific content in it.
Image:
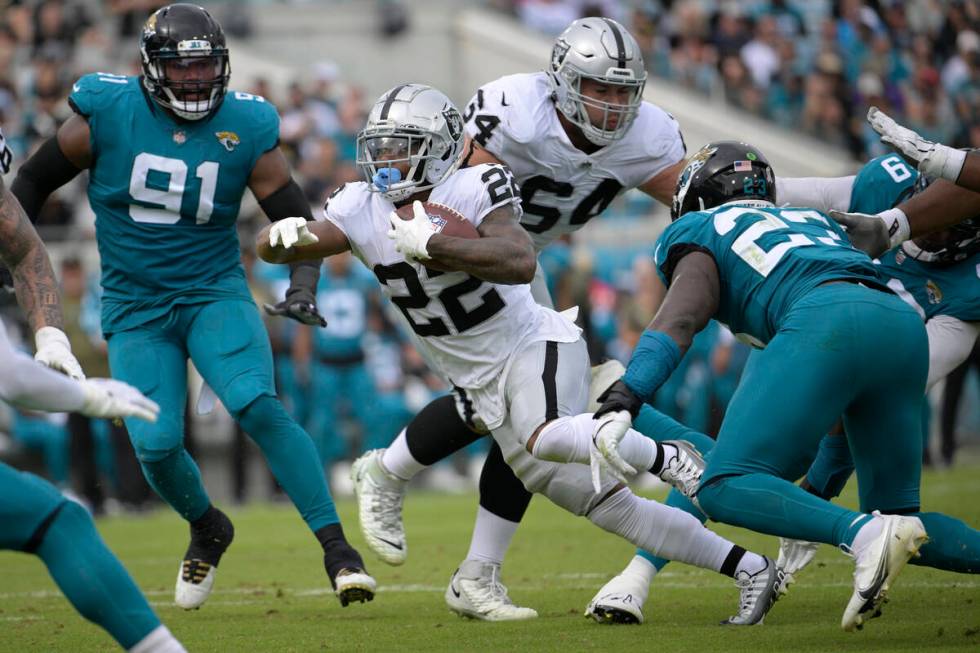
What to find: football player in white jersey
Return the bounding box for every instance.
[258,83,786,625]
[342,17,696,621]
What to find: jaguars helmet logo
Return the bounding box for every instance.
[925,280,943,304]
[215,131,240,152]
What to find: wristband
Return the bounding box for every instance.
[622,330,682,403]
[878,207,910,249]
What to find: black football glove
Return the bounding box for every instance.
[263,260,327,327]
[593,379,644,420]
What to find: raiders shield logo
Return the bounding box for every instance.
[442,107,463,142]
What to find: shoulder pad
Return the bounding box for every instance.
[464,74,544,150]
[322,182,370,220]
[222,90,281,155]
[69,73,135,117]
[632,103,685,159]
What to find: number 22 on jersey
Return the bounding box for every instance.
[128,153,219,225]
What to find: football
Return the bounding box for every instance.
[395,201,479,272]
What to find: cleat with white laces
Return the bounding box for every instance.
[656,440,705,498]
[351,449,408,565]
[723,556,784,625]
[445,560,538,621]
[841,513,928,632]
[777,538,820,592]
[334,567,377,607]
[588,360,626,412]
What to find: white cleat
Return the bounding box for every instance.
[656,440,705,498]
[588,360,626,412]
[351,449,408,566]
[724,556,785,625]
[334,567,378,607]
[585,573,646,624]
[841,513,928,632]
[175,560,217,610]
[777,538,820,592]
[445,560,538,621]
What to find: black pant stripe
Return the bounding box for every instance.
[542,341,559,421]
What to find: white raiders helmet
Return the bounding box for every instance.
[548,17,647,147]
[356,84,466,203]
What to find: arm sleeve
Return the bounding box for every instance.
[0,321,85,412]
[775,175,856,212]
[925,315,980,390]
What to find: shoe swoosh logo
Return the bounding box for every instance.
[378,537,404,551]
[858,558,888,601]
[451,583,461,598]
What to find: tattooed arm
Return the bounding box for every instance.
[0,173,63,332]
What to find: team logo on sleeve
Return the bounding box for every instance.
[925,280,943,304]
[215,131,240,152]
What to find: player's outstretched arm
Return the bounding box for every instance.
[249,146,331,326]
[257,218,351,263]
[425,203,536,284]
[638,158,688,207]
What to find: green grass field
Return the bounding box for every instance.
[2,461,979,652]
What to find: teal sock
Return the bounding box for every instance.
[910,512,980,573]
[140,448,210,521]
[633,405,714,570]
[34,501,161,648]
[698,473,870,546]
[804,434,854,499]
[238,395,340,531]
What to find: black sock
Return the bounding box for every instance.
[186,505,234,566]
[315,523,365,585]
[719,545,748,578]
[648,443,667,474]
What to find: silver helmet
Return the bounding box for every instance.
[548,17,647,147]
[356,84,465,203]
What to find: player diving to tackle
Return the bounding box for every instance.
[9,3,374,609]
[259,83,786,625]
[770,154,980,581]
[588,140,980,630]
[0,126,185,652]
[592,152,980,623]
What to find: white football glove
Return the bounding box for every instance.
[269,217,319,250]
[867,106,966,182]
[387,200,435,261]
[590,410,635,493]
[34,327,85,381]
[79,378,160,422]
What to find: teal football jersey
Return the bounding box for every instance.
[876,248,980,322]
[69,73,279,334]
[654,203,881,344]
[313,261,379,360]
[848,154,918,214]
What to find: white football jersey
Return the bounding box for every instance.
[322,164,580,429]
[463,72,686,251]
[0,126,11,174]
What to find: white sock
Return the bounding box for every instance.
[464,505,520,565]
[734,551,768,577]
[623,554,658,585]
[532,414,663,472]
[849,514,883,555]
[588,488,735,574]
[129,625,187,653]
[382,429,428,481]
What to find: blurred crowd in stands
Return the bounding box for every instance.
[0,0,976,514]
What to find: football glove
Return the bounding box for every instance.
[868,106,966,182]
[829,208,907,258]
[387,200,435,261]
[590,409,634,493]
[34,327,85,380]
[268,217,319,249]
[80,378,160,422]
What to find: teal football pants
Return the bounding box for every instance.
[108,299,339,530]
[0,463,161,648]
[697,284,927,547]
